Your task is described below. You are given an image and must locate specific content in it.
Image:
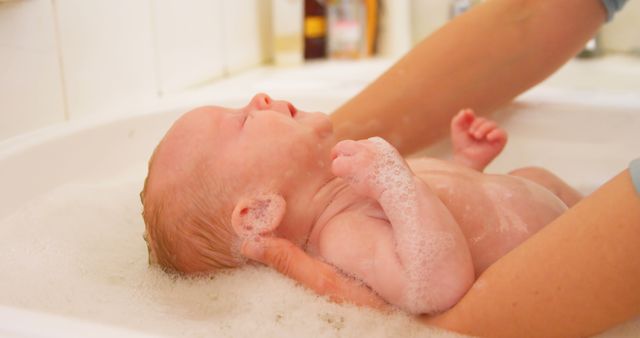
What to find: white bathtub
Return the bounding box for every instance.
[0,59,639,337]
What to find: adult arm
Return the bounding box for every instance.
[241,236,389,309]
[330,0,607,155]
[424,169,640,338]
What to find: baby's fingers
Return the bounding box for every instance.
[471,120,497,139]
[451,109,475,133]
[331,154,358,178]
[331,140,362,160]
[331,139,376,177]
[487,128,508,143]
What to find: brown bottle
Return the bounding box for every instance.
[304,0,327,59]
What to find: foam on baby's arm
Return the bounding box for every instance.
[358,138,474,313]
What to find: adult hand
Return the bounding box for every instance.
[241,236,390,310]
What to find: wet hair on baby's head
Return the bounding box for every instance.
[140,151,242,275]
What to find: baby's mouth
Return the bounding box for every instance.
[287,103,298,118]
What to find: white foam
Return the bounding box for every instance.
[244,197,283,235]
[0,167,465,338]
[0,166,635,338]
[366,137,458,314]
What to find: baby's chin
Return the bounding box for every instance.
[301,111,333,139]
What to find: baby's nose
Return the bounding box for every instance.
[248,93,296,117]
[248,93,272,110]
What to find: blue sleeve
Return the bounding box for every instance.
[601,0,629,21]
[630,158,640,196]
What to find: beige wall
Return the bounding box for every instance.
[0,0,637,142]
[601,0,640,54]
[0,0,270,142]
[410,0,640,54]
[0,1,66,141]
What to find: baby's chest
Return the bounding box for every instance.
[412,167,565,272]
[315,205,395,273]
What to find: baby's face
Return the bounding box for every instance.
[151,93,334,198]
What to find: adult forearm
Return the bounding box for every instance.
[331,0,606,155]
[425,170,640,338]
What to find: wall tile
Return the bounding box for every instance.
[379,0,412,58]
[0,0,66,141]
[54,0,157,118]
[222,0,269,74]
[601,0,640,54]
[153,0,226,95]
[410,0,449,45]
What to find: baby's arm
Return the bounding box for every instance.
[325,137,474,314]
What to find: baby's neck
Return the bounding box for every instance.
[295,175,366,255]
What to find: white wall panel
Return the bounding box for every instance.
[153,0,226,95]
[0,0,65,141]
[601,0,640,54]
[222,0,267,74]
[410,0,449,45]
[54,0,157,118]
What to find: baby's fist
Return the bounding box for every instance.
[331,137,409,199]
[331,139,377,197]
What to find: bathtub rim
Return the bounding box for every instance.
[0,305,160,338]
[0,87,638,338]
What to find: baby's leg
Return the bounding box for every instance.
[450,109,507,172]
[509,166,583,207]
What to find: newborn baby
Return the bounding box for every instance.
[141,93,579,314]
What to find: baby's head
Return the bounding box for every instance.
[140,93,334,274]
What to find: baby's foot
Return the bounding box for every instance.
[450,109,507,171]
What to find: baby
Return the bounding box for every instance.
[140,93,580,314]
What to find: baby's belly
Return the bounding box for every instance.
[408,158,567,274]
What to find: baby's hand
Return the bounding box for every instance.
[450,109,507,171]
[331,137,411,199]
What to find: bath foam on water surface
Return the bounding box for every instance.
[0,165,635,337]
[0,166,465,338]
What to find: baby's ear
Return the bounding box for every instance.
[231,193,286,237]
